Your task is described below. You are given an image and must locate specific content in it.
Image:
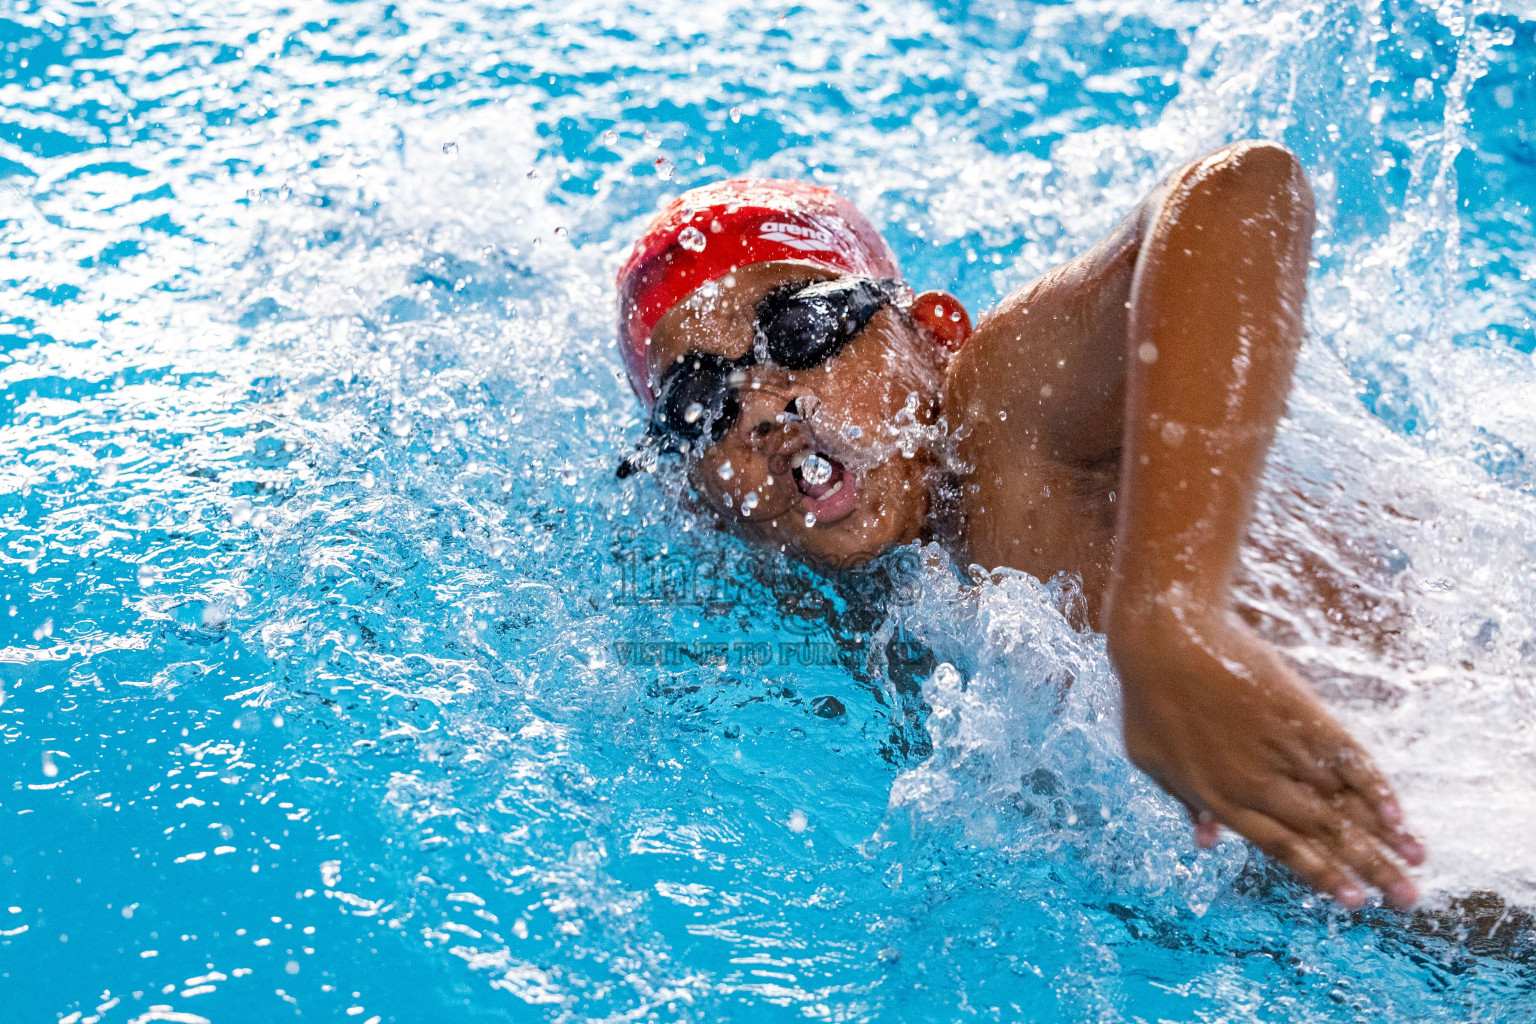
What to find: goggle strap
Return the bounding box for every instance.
[615,429,662,478]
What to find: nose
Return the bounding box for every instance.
[730,387,817,472]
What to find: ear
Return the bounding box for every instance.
[909,290,972,352]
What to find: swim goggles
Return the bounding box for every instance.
[616,276,904,477]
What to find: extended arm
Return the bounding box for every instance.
[955,141,1424,906]
[1104,141,1424,908]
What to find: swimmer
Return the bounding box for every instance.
[613,141,1427,910]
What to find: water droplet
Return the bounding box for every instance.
[553,226,568,240]
[230,499,252,526]
[799,453,831,485]
[560,466,578,486]
[362,471,376,489]
[788,809,807,833]
[136,564,159,587]
[812,695,845,718]
[512,919,529,939]
[653,157,674,181]
[729,107,742,123]
[441,140,459,157]
[684,402,704,424]
[98,460,119,486]
[41,751,58,778]
[389,415,412,438]
[1138,342,1158,364]
[678,225,706,252]
[741,492,759,511]
[717,461,734,481]
[453,420,469,439]
[804,511,817,527]
[33,618,53,642]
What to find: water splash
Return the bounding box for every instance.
[2,0,1533,1021]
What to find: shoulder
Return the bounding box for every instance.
[939,210,1141,465]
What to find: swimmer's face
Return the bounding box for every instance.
[646,261,943,570]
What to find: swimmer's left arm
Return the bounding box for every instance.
[1101,141,1426,908]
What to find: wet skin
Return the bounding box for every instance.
[647,262,945,567]
[642,140,1427,910]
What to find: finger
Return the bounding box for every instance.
[1326,740,1426,866]
[1255,784,1418,910]
[1217,803,1367,910]
[1331,791,1421,906]
[1329,740,1394,815]
[1275,720,1419,864]
[1175,798,1222,850]
[1334,825,1417,911]
[1193,812,1220,850]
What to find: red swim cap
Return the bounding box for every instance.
[615,179,901,408]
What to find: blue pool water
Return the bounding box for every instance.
[3,0,1535,1020]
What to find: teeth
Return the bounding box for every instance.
[820,479,843,499]
[791,451,808,470]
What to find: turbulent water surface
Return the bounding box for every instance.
[2,0,1534,1021]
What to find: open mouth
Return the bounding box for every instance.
[791,450,860,523]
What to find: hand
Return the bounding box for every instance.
[1107,599,1426,910]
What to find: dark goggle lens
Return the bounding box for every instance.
[757,278,892,370]
[623,278,899,476]
[655,353,742,443]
